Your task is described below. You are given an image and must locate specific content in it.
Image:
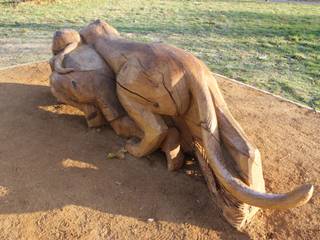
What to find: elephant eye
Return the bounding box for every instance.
[71,80,77,89]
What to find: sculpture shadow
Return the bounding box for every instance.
[0,82,251,239]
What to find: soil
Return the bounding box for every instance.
[0,62,318,240]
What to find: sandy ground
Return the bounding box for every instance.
[0,62,318,240]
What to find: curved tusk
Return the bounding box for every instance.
[191,77,314,210]
[203,131,314,209]
[220,175,313,209]
[53,42,79,74]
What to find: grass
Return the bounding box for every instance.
[0,0,319,109]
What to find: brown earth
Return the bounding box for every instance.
[0,62,319,240]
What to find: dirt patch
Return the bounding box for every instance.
[0,62,318,239]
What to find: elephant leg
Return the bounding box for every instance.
[95,95,142,139]
[161,128,185,171]
[82,104,106,128]
[117,87,168,158]
[108,116,144,139]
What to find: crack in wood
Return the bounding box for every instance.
[115,80,155,105]
[159,71,179,114]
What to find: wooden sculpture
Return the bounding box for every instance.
[49,20,314,229]
[49,28,184,171]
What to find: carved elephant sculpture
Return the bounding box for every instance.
[49,20,314,229]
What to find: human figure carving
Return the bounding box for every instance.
[50,20,314,229]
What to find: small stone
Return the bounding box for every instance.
[107,148,127,159]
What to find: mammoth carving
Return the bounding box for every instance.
[49,20,313,229]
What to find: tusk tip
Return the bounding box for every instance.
[295,183,314,207]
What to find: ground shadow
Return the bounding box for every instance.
[0,82,250,239]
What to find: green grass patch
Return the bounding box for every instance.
[0,0,319,109]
